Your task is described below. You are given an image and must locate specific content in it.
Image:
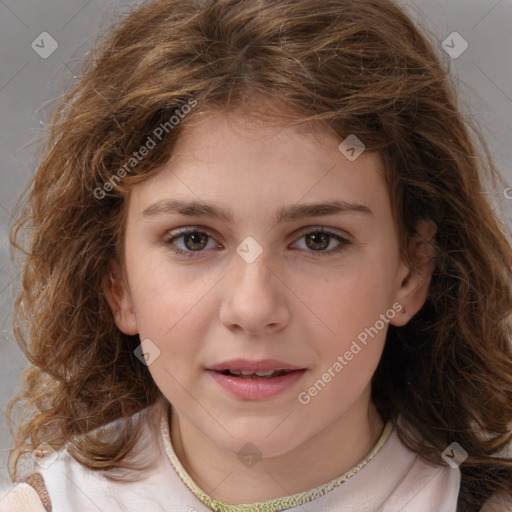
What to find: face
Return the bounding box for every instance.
[105,105,433,458]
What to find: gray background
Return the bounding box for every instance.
[0,0,511,494]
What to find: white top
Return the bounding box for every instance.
[0,400,505,511]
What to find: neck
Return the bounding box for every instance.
[168,388,385,504]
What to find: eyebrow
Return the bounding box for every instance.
[142,199,373,224]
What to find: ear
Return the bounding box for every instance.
[103,260,139,335]
[390,219,437,327]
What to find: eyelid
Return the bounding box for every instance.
[292,225,352,241]
[163,224,353,260]
[164,225,352,244]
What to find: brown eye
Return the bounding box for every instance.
[164,228,219,258]
[304,231,331,251]
[293,228,351,258]
[164,226,351,260]
[181,231,209,251]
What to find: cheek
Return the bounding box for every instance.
[309,260,397,340]
[301,253,395,388]
[129,247,208,321]
[303,281,389,408]
[128,256,214,370]
[136,304,207,404]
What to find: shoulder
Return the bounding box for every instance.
[0,482,47,512]
[480,493,512,512]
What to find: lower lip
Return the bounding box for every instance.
[206,369,307,400]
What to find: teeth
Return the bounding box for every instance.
[227,369,286,377]
[254,370,277,377]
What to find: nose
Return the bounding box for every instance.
[219,249,291,336]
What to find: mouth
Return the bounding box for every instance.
[214,369,298,379]
[206,358,305,374]
[205,366,307,400]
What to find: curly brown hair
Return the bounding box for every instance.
[7,0,512,510]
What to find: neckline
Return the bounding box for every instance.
[159,405,394,512]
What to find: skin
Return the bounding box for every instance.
[105,105,436,504]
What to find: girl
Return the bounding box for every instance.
[2,0,512,510]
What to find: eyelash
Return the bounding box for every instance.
[163,226,351,260]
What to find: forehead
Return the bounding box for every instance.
[126,106,389,222]
[172,105,362,158]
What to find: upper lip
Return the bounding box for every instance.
[207,359,305,372]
